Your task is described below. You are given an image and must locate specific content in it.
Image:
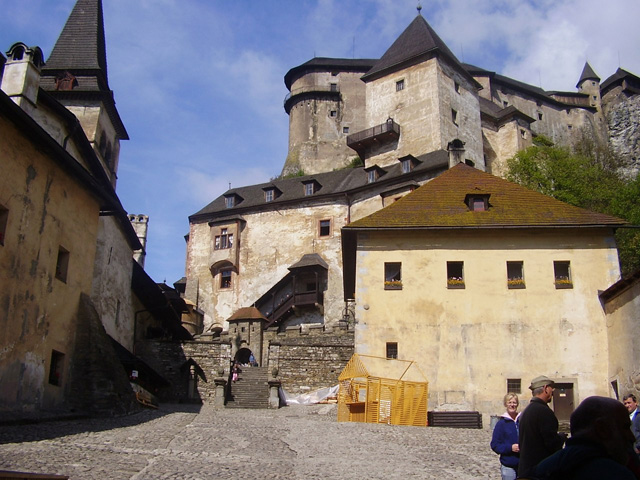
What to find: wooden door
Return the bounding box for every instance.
[553,383,574,421]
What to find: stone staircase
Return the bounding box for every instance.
[226,366,270,409]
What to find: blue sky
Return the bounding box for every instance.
[2,0,640,284]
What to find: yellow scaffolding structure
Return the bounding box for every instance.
[337,354,428,427]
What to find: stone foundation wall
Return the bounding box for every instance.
[265,325,354,395]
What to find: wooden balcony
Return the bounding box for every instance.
[347,119,400,156]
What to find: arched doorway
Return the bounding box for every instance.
[235,347,257,366]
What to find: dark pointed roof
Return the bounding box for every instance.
[362,15,478,87]
[40,0,128,140]
[576,62,600,88]
[44,0,108,88]
[344,163,625,229]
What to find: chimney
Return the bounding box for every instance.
[1,43,44,113]
[447,139,466,168]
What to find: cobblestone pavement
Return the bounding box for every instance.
[0,404,501,479]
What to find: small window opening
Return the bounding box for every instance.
[330,110,337,117]
[507,378,521,394]
[330,83,338,92]
[447,261,464,288]
[465,159,475,167]
[384,262,402,289]
[452,109,458,125]
[55,246,69,283]
[520,129,527,139]
[386,342,398,359]
[554,261,572,288]
[507,261,525,288]
[319,219,331,237]
[220,269,232,289]
[396,79,405,92]
[343,126,349,134]
[503,100,509,108]
[538,112,543,121]
[454,82,460,93]
[48,350,65,386]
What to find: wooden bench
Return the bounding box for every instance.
[427,411,482,429]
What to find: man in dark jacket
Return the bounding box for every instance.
[517,375,567,478]
[534,396,636,479]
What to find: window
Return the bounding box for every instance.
[507,261,525,288]
[220,269,232,289]
[386,342,398,359]
[343,126,349,134]
[330,83,338,92]
[55,246,69,283]
[396,79,404,91]
[48,350,65,386]
[554,261,572,288]
[503,100,509,108]
[452,109,458,126]
[330,110,337,117]
[319,219,331,237]
[507,378,521,394]
[454,81,460,93]
[466,194,489,211]
[465,159,475,167]
[447,261,464,288]
[0,205,8,245]
[538,112,543,121]
[225,196,235,208]
[304,183,315,196]
[401,158,411,174]
[264,189,274,202]
[331,71,339,77]
[367,170,377,184]
[214,228,233,250]
[384,262,402,289]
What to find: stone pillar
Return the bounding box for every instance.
[268,380,281,409]
[214,378,227,407]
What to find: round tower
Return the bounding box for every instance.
[281,58,376,176]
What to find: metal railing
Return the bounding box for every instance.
[346,119,400,146]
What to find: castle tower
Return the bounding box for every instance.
[0,43,44,116]
[281,58,376,176]
[352,14,484,170]
[128,214,149,268]
[40,0,128,189]
[577,62,602,110]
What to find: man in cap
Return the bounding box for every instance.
[517,375,567,478]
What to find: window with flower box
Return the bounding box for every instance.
[384,262,402,290]
[507,261,525,289]
[554,261,572,288]
[447,261,464,288]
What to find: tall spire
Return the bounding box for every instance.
[43,0,108,90]
[576,61,600,88]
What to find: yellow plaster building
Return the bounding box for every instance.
[342,163,626,419]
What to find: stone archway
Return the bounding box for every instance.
[235,347,254,366]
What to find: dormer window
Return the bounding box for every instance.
[465,193,491,212]
[265,189,274,202]
[398,155,418,174]
[401,159,411,174]
[365,166,385,184]
[302,180,320,196]
[224,193,242,209]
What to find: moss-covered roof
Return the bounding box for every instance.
[345,163,626,230]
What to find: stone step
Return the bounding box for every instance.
[226,367,270,409]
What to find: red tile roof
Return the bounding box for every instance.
[346,163,626,229]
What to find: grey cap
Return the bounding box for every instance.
[529,375,555,390]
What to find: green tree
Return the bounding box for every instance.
[506,136,640,276]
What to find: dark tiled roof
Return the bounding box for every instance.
[284,57,377,90]
[190,150,449,221]
[288,253,329,270]
[44,0,108,84]
[601,68,640,95]
[599,268,640,303]
[577,62,600,88]
[362,15,477,87]
[345,163,626,229]
[479,97,534,126]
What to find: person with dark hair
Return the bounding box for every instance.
[624,393,640,454]
[534,396,636,479]
[491,393,520,480]
[517,376,566,478]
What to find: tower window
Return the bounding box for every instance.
[538,112,543,120]
[452,109,458,126]
[319,219,331,237]
[220,269,232,289]
[330,110,337,117]
[396,79,405,92]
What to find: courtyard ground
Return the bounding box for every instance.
[0,403,501,479]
